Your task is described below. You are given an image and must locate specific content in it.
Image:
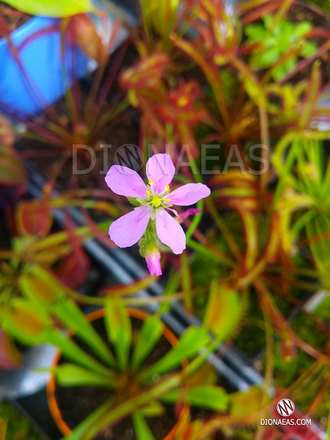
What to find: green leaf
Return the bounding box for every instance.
[1,0,96,17]
[19,266,64,305]
[131,315,164,371]
[245,24,266,41]
[105,297,131,370]
[65,399,113,440]
[273,64,287,81]
[161,386,229,412]
[138,401,164,417]
[282,58,297,75]
[50,363,117,388]
[293,21,312,39]
[301,41,318,58]
[2,298,50,344]
[132,412,156,440]
[52,300,115,368]
[262,14,273,29]
[45,329,111,377]
[141,326,210,380]
[203,281,241,341]
[0,146,26,186]
[230,385,266,416]
[254,47,280,68]
[306,214,330,284]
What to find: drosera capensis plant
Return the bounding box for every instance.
[0,0,128,194]
[40,298,232,440]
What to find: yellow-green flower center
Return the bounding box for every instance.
[144,180,171,209]
[150,195,162,207]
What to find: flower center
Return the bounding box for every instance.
[150,195,162,207]
[145,181,171,209]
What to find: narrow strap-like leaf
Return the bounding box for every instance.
[141,326,210,380]
[132,412,156,440]
[161,386,229,412]
[1,0,96,17]
[131,315,164,371]
[203,281,242,341]
[52,300,115,367]
[45,329,111,377]
[105,297,132,370]
[50,363,117,388]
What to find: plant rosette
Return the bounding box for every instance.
[0,16,89,115]
[46,304,196,440]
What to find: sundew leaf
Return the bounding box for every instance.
[138,401,164,417]
[245,24,266,41]
[105,297,132,371]
[254,47,280,69]
[141,326,210,380]
[132,413,156,440]
[161,386,229,412]
[20,267,115,367]
[2,298,51,344]
[19,265,65,305]
[0,330,22,369]
[301,41,318,58]
[52,300,115,368]
[0,146,26,186]
[46,329,111,377]
[65,399,113,440]
[306,214,330,284]
[230,385,266,416]
[131,315,164,371]
[0,418,7,440]
[1,0,96,17]
[203,281,242,342]
[293,21,313,39]
[50,363,117,388]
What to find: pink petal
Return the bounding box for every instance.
[109,205,152,248]
[105,165,147,198]
[168,183,210,206]
[176,208,201,223]
[146,154,175,193]
[156,209,186,255]
[146,250,162,276]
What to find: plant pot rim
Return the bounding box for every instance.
[47,307,189,440]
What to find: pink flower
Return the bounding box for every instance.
[105,154,210,255]
[146,248,162,276]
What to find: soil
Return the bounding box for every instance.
[286,1,330,84]
[54,316,179,440]
[0,1,31,32]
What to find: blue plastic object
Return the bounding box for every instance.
[0,16,89,115]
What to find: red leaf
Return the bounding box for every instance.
[0,330,21,370]
[16,200,52,237]
[55,248,90,289]
[66,14,107,62]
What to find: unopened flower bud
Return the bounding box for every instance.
[145,247,162,276]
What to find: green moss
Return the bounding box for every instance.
[305,0,330,14]
[0,401,45,440]
[271,293,330,419]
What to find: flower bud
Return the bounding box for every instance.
[139,222,162,276]
[145,247,162,276]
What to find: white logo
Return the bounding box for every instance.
[114,144,144,172]
[276,399,295,417]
